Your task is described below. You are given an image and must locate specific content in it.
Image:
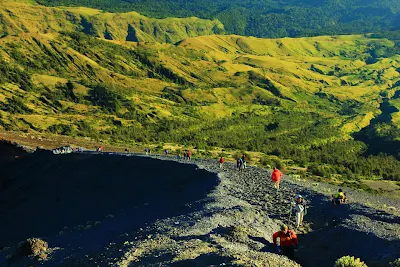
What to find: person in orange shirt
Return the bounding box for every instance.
[272,224,298,260]
[271,167,283,191]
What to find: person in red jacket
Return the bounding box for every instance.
[219,156,225,168]
[271,167,283,191]
[272,224,298,260]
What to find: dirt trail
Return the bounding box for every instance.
[1,151,399,266]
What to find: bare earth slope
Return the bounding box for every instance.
[0,149,399,266]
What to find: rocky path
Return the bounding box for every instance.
[2,152,400,266]
[101,154,400,267]
[129,155,400,266]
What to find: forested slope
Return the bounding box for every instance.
[37,0,400,38]
[0,0,224,43]
[0,0,399,181]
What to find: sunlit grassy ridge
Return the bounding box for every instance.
[35,0,400,39]
[0,0,224,43]
[0,0,399,180]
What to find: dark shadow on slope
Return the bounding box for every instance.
[238,180,400,267]
[0,140,29,166]
[299,224,400,267]
[0,151,218,246]
[127,249,236,267]
[249,236,275,253]
[353,99,400,158]
[295,193,400,267]
[169,253,237,267]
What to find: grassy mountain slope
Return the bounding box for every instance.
[36,0,400,38]
[0,0,399,181]
[0,0,224,43]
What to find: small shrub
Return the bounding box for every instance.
[7,238,49,262]
[390,258,400,267]
[334,256,367,267]
[233,152,242,160]
[260,156,273,167]
[202,150,212,157]
[273,159,285,170]
[218,152,227,158]
[155,144,164,152]
[76,120,99,138]
[47,124,75,135]
[242,151,252,162]
[1,96,33,114]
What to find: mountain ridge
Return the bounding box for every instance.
[0,0,399,181]
[36,0,400,38]
[0,0,224,43]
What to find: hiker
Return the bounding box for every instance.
[145,148,149,155]
[239,157,245,172]
[219,156,225,168]
[97,146,103,152]
[271,167,283,191]
[294,195,307,228]
[183,151,187,160]
[165,149,169,155]
[272,224,298,260]
[236,158,241,170]
[187,150,192,160]
[241,155,247,169]
[332,189,346,205]
[124,148,129,153]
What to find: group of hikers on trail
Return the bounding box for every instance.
[235,154,247,171]
[271,193,322,259]
[235,162,346,260]
[163,149,192,160]
[176,150,192,160]
[271,188,346,260]
[183,150,192,160]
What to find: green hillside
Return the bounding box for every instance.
[0,0,224,43]
[0,0,399,181]
[37,0,400,38]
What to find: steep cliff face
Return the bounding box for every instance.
[0,0,224,43]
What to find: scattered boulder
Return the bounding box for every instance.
[226,225,249,243]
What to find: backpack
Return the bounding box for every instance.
[295,203,304,213]
[279,230,294,240]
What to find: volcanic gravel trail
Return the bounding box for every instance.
[1,151,399,266]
